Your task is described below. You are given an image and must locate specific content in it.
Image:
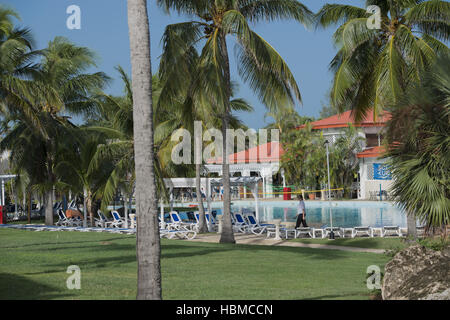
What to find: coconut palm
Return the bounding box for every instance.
[127,0,161,300]
[54,131,113,227]
[1,36,108,225]
[158,0,312,243]
[385,53,450,235]
[317,0,450,121]
[330,125,364,197]
[0,6,39,93]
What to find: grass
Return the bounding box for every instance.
[289,237,410,251]
[0,229,391,300]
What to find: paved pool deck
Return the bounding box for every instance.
[191,233,386,254]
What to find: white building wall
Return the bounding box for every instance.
[359,157,394,200]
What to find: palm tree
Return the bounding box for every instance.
[330,125,364,197]
[0,6,38,91]
[1,36,108,225]
[385,53,450,236]
[54,132,112,227]
[127,0,161,300]
[317,0,450,121]
[158,0,312,243]
[264,108,314,134]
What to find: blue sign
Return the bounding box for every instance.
[373,163,391,180]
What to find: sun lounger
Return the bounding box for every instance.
[324,227,345,238]
[232,213,250,233]
[416,225,426,236]
[352,226,372,238]
[110,211,125,228]
[160,228,197,240]
[295,227,315,239]
[56,209,82,227]
[205,212,218,231]
[382,226,402,237]
[266,226,292,239]
[169,211,196,230]
[246,214,274,235]
[94,210,114,228]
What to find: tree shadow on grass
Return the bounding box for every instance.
[161,243,234,259]
[0,273,74,300]
[1,235,135,250]
[302,291,370,300]
[161,241,350,261]
[231,243,351,261]
[41,253,138,270]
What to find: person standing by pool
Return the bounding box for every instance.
[295,195,308,228]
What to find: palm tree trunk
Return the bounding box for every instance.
[123,190,129,228]
[44,189,53,225]
[218,30,235,244]
[196,163,207,233]
[127,0,161,300]
[407,211,417,239]
[27,188,31,224]
[87,190,94,227]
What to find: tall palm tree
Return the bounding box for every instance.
[88,66,192,220]
[1,36,108,225]
[0,6,38,90]
[330,125,364,197]
[317,0,450,121]
[55,132,112,227]
[385,53,450,235]
[158,0,312,243]
[127,0,161,300]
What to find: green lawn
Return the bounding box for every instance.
[0,229,390,300]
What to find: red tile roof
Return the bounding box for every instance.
[356,145,386,158]
[298,109,391,130]
[206,141,284,164]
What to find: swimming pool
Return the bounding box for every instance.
[178,200,407,228]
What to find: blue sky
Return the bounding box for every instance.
[5,0,358,128]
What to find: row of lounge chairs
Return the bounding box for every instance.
[223,211,423,239]
[55,208,423,240]
[93,210,198,240]
[266,225,425,239]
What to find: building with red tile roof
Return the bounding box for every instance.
[298,109,394,199]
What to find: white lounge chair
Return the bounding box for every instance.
[56,209,82,227]
[324,227,345,238]
[416,225,426,237]
[382,226,402,237]
[352,226,372,238]
[160,228,197,240]
[232,213,249,233]
[170,211,196,230]
[205,212,218,231]
[94,210,113,228]
[246,215,274,235]
[194,211,218,232]
[266,226,292,239]
[110,211,125,228]
[295,227,315,239]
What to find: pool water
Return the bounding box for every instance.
[178,201,407,228]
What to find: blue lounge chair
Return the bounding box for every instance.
[246,214,274,235]
[110,211,125,228]
[170,211,195,230]
[95,210,113,228]
[232,213,249,233]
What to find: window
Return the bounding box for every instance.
[366,134,381,147]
